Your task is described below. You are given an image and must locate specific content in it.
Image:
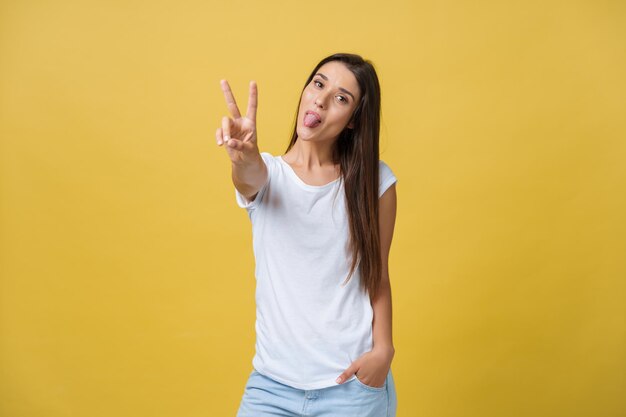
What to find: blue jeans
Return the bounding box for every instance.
[236,368,397,416]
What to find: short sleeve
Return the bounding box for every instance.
[378,160,397,198]
[235,152,273,210]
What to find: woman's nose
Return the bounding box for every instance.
[315,92,330,108]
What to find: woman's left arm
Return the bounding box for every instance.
[336,183,397,386]
[371,182,397,357]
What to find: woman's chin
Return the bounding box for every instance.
[296,127,315,140]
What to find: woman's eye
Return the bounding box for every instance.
[312,80,348,104]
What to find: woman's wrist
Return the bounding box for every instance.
[372,343,395,357]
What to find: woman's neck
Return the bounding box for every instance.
[284,139,337,169]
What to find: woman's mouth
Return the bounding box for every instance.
[303,111,321,128]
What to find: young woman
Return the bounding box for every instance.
[215,53,398,417]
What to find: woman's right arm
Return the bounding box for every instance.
[215,79,266,201]
[231,154,267,202]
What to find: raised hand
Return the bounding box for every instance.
[215,79,259,164]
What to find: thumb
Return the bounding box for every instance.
[336,363,358,384]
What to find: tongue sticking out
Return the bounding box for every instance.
[304,113,321,128]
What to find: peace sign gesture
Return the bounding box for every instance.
[215,79,260,164]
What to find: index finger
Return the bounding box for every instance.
[247,80,258,123]
[220,79,242,119]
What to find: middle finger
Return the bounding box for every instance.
[246,80,258,123]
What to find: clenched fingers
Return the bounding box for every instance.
[222,116,232,143]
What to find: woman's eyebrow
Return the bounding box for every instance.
[315,72,355,101]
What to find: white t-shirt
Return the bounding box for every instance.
[235,152,398,390]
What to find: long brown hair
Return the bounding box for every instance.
[285,53,383,300]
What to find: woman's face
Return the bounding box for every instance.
[296,61,361,143]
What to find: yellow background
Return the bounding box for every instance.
[1,0,624,416]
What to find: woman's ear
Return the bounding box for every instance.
[347,114,356,129]
[347,106,359,129]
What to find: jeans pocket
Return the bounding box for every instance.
[353,374,387,392]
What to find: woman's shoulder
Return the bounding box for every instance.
[258,152,280,171]
[378,158,398,198]
[378,159,396,177]
[260,151,276,162]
